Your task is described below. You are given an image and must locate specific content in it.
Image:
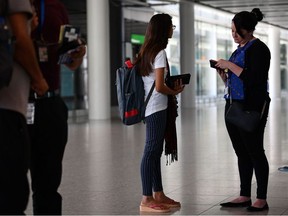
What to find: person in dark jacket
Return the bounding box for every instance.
[29,0,86,214]
[214,8,271,212]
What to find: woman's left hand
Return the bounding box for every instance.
[215,59,230,70]
[173,79,185,94]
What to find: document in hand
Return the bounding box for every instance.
[57,25,85,64]
[58,25,80,44]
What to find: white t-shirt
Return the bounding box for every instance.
[0,0,32,116]
[142,50,168,117]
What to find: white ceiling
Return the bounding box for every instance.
[195,0,288,29]
[120,0,288,30]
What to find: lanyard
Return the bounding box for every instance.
[38,0,45,34]
[37,0,56,45]
[0,17,4,24]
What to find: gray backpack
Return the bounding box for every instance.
[0,0,13,89]
[116,59,155,125]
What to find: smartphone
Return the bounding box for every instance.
[209,59,219,69]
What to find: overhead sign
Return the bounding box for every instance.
[131,34,145,44]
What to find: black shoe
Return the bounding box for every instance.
[247,203,269,212]
[220,200,252,207]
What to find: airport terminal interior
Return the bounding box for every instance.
[24,0,288,215]
[26,98,288,215]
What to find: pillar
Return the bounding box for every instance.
[180,2,196,108]
[268,26,281,99]
[87,0,110,120]
[207,30,217,97]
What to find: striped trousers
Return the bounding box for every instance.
[141,109,167,196]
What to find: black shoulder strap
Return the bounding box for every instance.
[143,81,155,108]
[166,58,171,77]
[136,61,155,109]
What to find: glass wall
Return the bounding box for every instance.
[194,21,233,98]
[124,3,288,104]
[153,3,288,102]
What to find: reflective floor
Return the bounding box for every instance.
[26,96,288,215]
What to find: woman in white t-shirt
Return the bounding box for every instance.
[134,13,184,213]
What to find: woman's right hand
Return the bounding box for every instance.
[217,69,227,83]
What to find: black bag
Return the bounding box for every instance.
[0,0,13,89]
[225,101,266,132]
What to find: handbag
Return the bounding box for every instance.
[225,101,266,132]
[224,62,267,132]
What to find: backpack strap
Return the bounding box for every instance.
[143,81,155,109]
[127,58,154,110]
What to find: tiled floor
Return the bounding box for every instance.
[26,96,288,215]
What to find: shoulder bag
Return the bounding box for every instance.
[225,100,266,132]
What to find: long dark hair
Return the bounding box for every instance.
[232,8,264,38]
[134,13,172,76]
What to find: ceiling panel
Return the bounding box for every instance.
[59,0,288,29]
[120,0,288,30]
[194,0,288,29]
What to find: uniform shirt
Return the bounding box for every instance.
[143,50,168,117]
[0,0,32,116]
[32,0,69,90]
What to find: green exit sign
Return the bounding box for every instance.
[131,34,145,44]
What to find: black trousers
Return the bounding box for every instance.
[28,96,68,215]
[0,109,30,215]
[224,100,270,199]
